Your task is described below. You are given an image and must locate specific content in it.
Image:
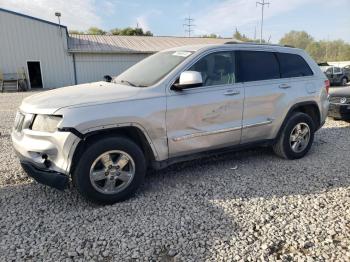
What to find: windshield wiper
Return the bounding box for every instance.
[119,80,137,87]
[118,79,148,87]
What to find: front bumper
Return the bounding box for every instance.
[20,160,69,190]
[11,126,80,175]
[328,103,350,120]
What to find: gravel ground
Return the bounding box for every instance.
[1,91,350,261]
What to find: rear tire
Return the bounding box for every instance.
[273,112,315,159]
[73,137,146,204]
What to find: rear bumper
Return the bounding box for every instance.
[20,160,69,190]
[328,103,350,120]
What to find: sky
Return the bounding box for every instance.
[1,0,350,43]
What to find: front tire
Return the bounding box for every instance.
[73,137,146,204]
[273,112,315,159]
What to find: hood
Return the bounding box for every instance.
[20,82,142,114]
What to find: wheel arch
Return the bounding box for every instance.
[69,125,157,176]
[276,101,321,141]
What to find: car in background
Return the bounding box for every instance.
[328,87,350,121]
[321,66,349,86]
[343,65,350,76]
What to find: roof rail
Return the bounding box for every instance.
[224,41,295,48]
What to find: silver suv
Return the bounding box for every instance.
[12,43,329,204]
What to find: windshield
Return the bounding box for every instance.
[113,51,193,87]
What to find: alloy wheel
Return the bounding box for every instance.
[289,123,310,153]
[89,150,135,194]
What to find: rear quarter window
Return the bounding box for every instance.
[238,51,280,82]
[276,53,313,78]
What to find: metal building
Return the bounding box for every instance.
[0,8,231,90]
[69,35,230,84]
[0,8,75,89]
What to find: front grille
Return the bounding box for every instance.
[329,96,349,104]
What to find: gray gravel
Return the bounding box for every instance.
[1,91,350,261]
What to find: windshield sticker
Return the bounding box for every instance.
[172,51,192,57]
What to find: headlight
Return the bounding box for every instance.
[31,115,62,133]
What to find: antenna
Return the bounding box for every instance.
[256,0,270,43]
[183,15,195,37]
[55,12,61,28]
[55,12,62,36]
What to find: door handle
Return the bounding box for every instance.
[279,84,291,89]
[224,89,240,96]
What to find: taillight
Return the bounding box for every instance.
[324,79,330,94]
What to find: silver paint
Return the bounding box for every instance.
[12,44,329,175]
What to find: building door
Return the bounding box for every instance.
[27,61,43,88]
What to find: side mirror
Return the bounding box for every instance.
[104,75,112,82]
[172,71,203,91]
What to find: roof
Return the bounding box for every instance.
[68,35,233,54]
[0,8,68,29]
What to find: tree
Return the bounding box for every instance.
[305,41,324,61]
[69,29,84,34]
[110,27,153,36]
[201,34,219,38]
[86,27,106,35]
[279,31,314,50]
[280,30,350,62]
[233,28,250,42]
[233,28,261,43]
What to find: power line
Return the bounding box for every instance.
[256,0,270,43]
[183,16,195,37]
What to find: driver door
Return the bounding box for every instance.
[166,51,244,157]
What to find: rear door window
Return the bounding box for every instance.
[276,53,313,78]
[237,51,280,82]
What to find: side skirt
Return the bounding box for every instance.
[151,139,275,170]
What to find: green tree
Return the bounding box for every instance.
[201,34,219,38]
[305,41,325,61]
[280,30,350,62]
[110,27,153,36]
[279,30,314,50]
[233,28,250,42]
[86,27,106,35]
[68,29,84,34]
[233,28,262,43]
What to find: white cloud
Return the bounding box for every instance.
[0,0,102,30]
[135,9,162,32]
[136,16,150,31]
[101,1,117,16]
[193,0,322,37]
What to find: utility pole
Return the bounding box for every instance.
[256,0,270,43]
[183,16,195,37]
[254,26,257,40]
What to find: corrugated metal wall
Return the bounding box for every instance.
[0,10,75,88]
[74,53,150,84]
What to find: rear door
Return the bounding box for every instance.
[166,51,244,157]
[239,50,314,143]
[238,50,285,143]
